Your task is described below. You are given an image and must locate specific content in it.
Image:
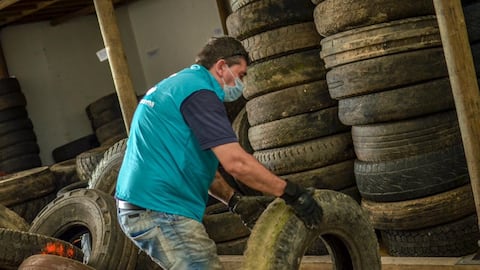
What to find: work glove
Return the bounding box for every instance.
[280,180,323,229]
[228,192,275,230]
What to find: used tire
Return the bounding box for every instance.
[0,203,29,231]
[244,189,380,270]
[19,254,96,270]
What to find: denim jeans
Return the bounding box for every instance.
[117,208,223,270]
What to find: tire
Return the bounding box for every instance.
[229,0,259,12]
[19,254,96,270]
[217,237,248,255]
[355,144,469,202]
[243,49,326,100]
[226,0,315,40]
[281,160,355,191]
[0,129,36,150]
[253,132,355,175]
[244,190,381,270]
[52,134,99,163]
[0,154,42,174]
[0,166,55,207]
[232,107,253,154]
[0,203,29,231]
[0,91,27,111]
[326,47,448,99]
[0,141,39,163]
[314,0,434,36]
[88,138,127,195]
[49,159,80,192]
[381,214,480,257]
[75,144,111,182]
[338,78,454,126]
[203,203,250,243]
[29,188,138,270]
[0,228,84,270]
[361,184,476,230]
[0,78,20,95]
[0,117,32,136]
[248,107,348,151]
[320,16,441,69]
[9,194,56,224]
[241,22,321,63]
[246,80,335,126]
[95,118,127,145]
[352,110,461,161]
[90,108,122,130]
[0,107,27,123]
[465,1,480,43]
[56,180,88,197]
[85,93,121,119]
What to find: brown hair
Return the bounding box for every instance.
[195,36,250,69]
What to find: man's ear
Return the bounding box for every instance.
[213,59,227,77]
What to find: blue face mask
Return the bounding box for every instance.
[222,66,244,102]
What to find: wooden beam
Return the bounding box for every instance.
[50,0,123,26]
[433,0,480,238]
[93,0,137,134]
[0,0,60,27]
[0,0,20,10]
[215,0,231,35]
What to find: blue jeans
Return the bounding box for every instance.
[117,208,223,270]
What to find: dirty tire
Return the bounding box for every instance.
[229,0,260,12]
[244,190,380,270]
[0,129,36,150]
[320,16,441,69]
[226,0,314,40]
[314,0,434,36]
[338,78,454,126]
[9,194,56,224]
[217,237,248,255]
[352,110,461,161]
[326,47,448,99]
[95,118,127,145]
[75,144,111,182]
[243,49,326,100]
[355,144,469,202]
[253,132,355,175]
[88,138,127,195]
[0,117,33,137]
[203,203,250,243]
[242,22,321,63]
[0,203,29,231]
[381,214,480,257]
[85,93,121,120]
[56,180,88,197]
[361,184,476,230]
[0,107,28,123]
[52,134,99,163]
[0,91,27,111]
[29,188,138,270]
[0,166,55,206]
[249,107,348,151]
[0,154,42,174]
[246,81,335,126]
[0,141,39,163]
[0,78,20,95]
[19,254,96,270]
[232,107,253,154]
[49,159,80,192]
[281,160,355,191]
[0,228,83,270]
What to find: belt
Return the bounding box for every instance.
[117,200,146,210]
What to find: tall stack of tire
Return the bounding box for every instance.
[0,77,41,174]
[313,0,480,257]
[225,0,359,256]
[85,93,129,146]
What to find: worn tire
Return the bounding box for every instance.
[49,159,80,192]
[246,81,335,126]
[314,0,434,36]
[244,190,380,270]
[361,184,476,230]
[19,254,96,270]
[0,228,83,270]
[0,203,29,231]
[232,107,253,154]
[203,203,250,243]
[338,78,454,126]
[75,144,111,182]
[320,16,441,69]
[29,188,138,270]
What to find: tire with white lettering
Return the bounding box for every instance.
[29,188,138,270]
[0,228,84,269]
[244,190,381,270]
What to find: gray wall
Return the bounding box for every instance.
[0,0,223,165]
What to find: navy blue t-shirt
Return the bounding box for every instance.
[181,90,238,149]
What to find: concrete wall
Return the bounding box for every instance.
[0,0,223,165]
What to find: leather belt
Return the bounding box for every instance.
[117,200,146,210]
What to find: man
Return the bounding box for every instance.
[115,36,323,270]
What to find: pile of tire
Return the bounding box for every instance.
[314,0,480,257]
[0,77,41,174]
[85,92,129,146]
[225,0,362,256]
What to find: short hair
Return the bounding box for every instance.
[195,36,250,69]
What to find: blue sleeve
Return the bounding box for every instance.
[181,90,238,150]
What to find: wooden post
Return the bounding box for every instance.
[433,0,480,244]
[93,0,137,134]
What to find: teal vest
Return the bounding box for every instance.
[116,64,225,221]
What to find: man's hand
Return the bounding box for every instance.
[228,193,274,230]
[280,180,323,229]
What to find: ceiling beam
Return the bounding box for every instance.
[0,0,20,10]
[0,0,61,27]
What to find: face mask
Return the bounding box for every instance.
[222,66,244,102]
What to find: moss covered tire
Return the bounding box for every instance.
[244,189,380,270]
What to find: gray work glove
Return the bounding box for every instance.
[228,193,275,230]
[280,180,323,229]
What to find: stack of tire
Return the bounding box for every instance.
[313,0,480,257]
[85,92,129,146]
[0,77,41,174]
[224,0,359,255]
